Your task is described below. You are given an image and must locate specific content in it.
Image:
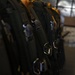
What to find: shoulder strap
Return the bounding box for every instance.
[28,3,52,55]
[0,23,12,75]
[44,6,58,30]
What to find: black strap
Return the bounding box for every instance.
[0,19,20,75]
[28,4,52,55]
[8,0,39,75]
[0,23,12,75]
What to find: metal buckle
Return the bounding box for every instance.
[43,42,52,55]
[50,21,54,30]
[33,58,40,75]
[53,41,58,49]
[33,58,47,75]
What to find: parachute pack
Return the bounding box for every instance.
[0,0,65,75]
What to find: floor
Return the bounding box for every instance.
[60,26,75,75]
[60,45,75,75]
